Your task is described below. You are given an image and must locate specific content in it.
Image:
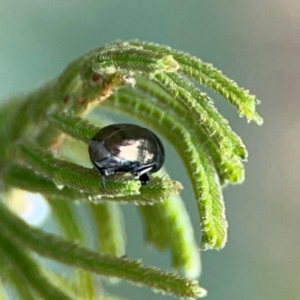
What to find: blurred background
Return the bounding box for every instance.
[1,1,299,299]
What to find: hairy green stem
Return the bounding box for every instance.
[0,202,207,299]
[0,230,73,300]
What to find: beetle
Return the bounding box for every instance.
[88,123,165,187]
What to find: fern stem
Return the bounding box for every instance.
[48,198,84,244]
[0,229,73,300]
[49,112,99,143]
[89,202,125,256]
[2,164,80,200]
[138,195,201,279]
[0,250,35,300]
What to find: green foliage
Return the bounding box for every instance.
[0,40,262,299]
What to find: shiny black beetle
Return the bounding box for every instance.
[88,123,165,186]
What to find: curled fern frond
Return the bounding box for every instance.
[0,39,262,299]
[127,40,263,125]
[134,76,245,186]
[102,90,227,249]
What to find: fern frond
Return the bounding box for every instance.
[0,39,262,298]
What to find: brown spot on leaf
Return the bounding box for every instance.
[63,94,70,103]
[91,73,101,82]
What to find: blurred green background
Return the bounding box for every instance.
[1,1,299,299]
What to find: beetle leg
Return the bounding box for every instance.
[96,169,107,190]
[100,168,117,189]
[132,165,153,185]
[93,163,115,190]
[100,175,106,189]
[139,173,150,185]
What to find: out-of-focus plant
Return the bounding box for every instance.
[0,40,262,299]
